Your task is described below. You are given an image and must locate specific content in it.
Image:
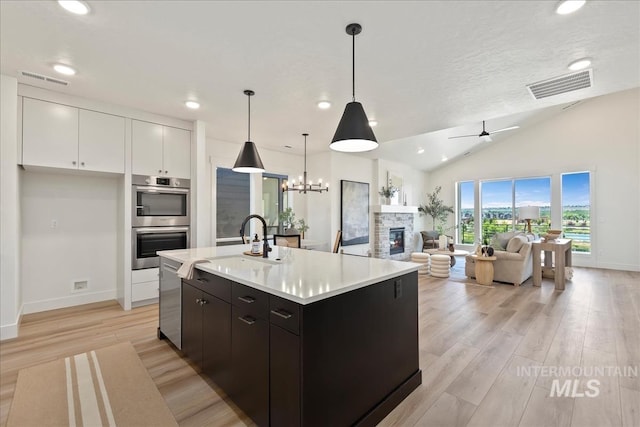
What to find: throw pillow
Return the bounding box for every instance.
[506,235,527,253]
[489,235,505,251]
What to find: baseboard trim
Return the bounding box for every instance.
[22,290,117,315]
[0,305,23,341]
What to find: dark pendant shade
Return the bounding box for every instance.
[330,101,378,152]
[232,140,265,173]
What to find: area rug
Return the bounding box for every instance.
[7,341,177,427]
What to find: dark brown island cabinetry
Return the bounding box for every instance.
[180,269,421,426]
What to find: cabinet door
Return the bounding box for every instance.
[181,282,203,367]
[270,325,300,426]
[231,306,269,427]
[162,126,191,179]
[79,110,125,173]
[202,295,231,390]
[22,98,78,169]
[132,120,164,176]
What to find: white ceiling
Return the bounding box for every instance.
[1,1,639,171]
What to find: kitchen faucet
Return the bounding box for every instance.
[239,214,272,258]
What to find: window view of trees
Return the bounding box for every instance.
[457,172,590,254]
[562,172,591,253]
[458,181,475,244]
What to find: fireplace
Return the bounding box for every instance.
[389,227,405,255]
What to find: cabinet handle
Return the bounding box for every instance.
[238,316,256,325]
[164,170,168,174]
[237,296,256,304]
[200,299,208,305]
[196,277,209,283]
[158,169,162,173]
[195,298,202,304]
[72,161,77,165]
[81,161,85,167]
[270,309,293,319]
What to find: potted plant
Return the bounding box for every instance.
[278,207,297,234]
[418,185,454,232]
[379,184,398,205]
[296,218,309,239]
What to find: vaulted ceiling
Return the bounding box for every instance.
[1,1,638,170]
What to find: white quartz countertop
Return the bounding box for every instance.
[158,245,420,305]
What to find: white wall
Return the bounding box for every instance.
[0,74,21,339]
[204,137,430,255]
[21,172,120,313]
[428,88,640,271]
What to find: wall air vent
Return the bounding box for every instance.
[21,71,69,86]
[526,69,592,100]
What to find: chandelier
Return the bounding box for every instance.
[282,133,328,194]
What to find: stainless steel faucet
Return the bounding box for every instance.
[239,214,272,258]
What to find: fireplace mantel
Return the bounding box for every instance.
[372,205,419,214]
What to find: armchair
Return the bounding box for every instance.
[420,231,440,250]
[465,232,533,286]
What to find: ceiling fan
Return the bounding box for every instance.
[448,120,519,142]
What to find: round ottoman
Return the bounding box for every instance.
[410,252,430,275]
[430,254,451,278]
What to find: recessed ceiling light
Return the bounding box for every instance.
[57,0,90,15]
[417,148,425,154]
[568,57,592,71]
[368,120,378,127]
[441,156,448,162]
[185,100,200,109]
[53,63,76,76]
[317,101,331,109]
[556,0,586,15]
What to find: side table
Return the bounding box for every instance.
[532,238,573,290]
[471,255,497,286]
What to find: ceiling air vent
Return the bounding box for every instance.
[21,71,69,86]
[526,69,592,100]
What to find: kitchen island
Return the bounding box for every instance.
[158,246,421,426]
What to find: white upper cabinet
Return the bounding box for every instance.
[132,120,191,179]
[22,98,125,173]
[163,126,191,179]
[22,98,78,169]
[132,120,164,176]
[79,110,125,173]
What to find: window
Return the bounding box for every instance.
[262,173,288,235]
[458,181,475,244]
[515,177,551,235]
[481,180,513,242]
[562,172,591,253]
[480,176,551,242]
[216,167,249,244]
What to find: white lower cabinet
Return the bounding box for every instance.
[131,268,159,304]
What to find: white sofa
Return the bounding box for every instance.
[465,232,533,286]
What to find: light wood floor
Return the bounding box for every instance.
[1,264,638,427]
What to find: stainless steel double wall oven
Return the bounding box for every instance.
[132,175,190,269]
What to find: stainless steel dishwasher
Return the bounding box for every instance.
[158,257,182,349]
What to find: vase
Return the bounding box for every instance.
[381,197,390,205]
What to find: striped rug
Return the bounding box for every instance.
[7,341,177,427]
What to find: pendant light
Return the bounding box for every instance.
[232,89,265,173]
[283,133,329,194]
[330,23,378,153]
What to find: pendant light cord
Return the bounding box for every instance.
[352,28,356,102]
[304,134,307,174]
[247,94,251,141]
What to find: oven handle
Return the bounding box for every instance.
[134,186,190,194]
[134,227,190,234]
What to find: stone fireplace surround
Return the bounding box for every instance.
[373,212,414,260]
